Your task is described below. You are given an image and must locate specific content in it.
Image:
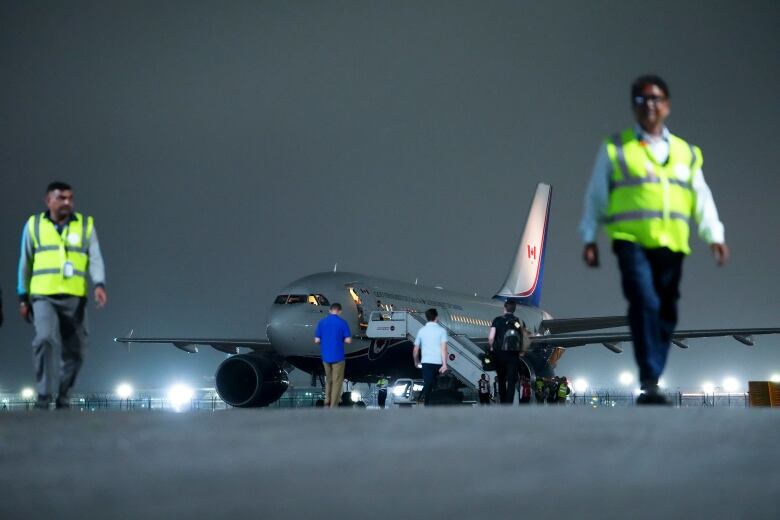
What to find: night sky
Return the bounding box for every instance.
[2,1,779,393]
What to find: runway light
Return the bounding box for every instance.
[722,377,739,393]
[573,378,589,393]
[770,374,780,383]
[21,388,35,400]
[350,391,361,403]
[618,371,634,386]
[167,383,194,409]
[116,382,133,399]
[701,381,715,394]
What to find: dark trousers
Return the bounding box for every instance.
[494,351,520,404]
[613,240,684,387]
[377,388,387,408]
[478,393,491,405]
[421,363,441,405]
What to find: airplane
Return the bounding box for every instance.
[115,183,780,407]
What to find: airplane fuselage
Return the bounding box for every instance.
[266,271,554,382]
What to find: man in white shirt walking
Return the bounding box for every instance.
[412,308,448,405]
[579,75,729,405]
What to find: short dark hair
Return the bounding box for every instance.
[425,308,438,322]
[504,300,516,313]
[47,181,72,193]
[330,303,342,311]
[631,75,670,101]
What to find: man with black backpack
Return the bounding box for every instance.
[488,300,525,404]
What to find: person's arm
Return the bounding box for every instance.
[17,223,34,322]
[412,335,421,367]
[580,144,611,267]
[690,164,729,266]
[342,320,352,344]
[314,321,321,344]
[87,226,108,308]
[488,326,496,351]
[439,330,448,373]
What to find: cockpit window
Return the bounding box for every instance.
[274,294,330,306]
[308,294,330,306]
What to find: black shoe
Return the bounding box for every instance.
[636,387,671,406]
[55,397,71,409]
[34,395,51,410]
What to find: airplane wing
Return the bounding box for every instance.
[530,327,780,353]
[114,335,275,355]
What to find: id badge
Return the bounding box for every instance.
[63,261,74,278]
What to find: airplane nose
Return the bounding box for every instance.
[267,304,326,354]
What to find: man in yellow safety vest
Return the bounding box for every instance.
[17,182,108,409]
[580,75,729,405]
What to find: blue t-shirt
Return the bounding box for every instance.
[315,314,351,363]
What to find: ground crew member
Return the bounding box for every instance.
[580,75,729,405]
[314,302,352,408]
[477,373,491,405]
[412,308,448,405]
[17,182,107,410]
[534,378,545,403]
[377,376,389,408]
[547,377,559,404]
[556,377,570,404]
[488,300,523,404]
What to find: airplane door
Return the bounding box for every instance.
[346,285,369,331]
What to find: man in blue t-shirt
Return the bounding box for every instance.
[314,303,352,408]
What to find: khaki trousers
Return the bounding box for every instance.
[323,361,345,408]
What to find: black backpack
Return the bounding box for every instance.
[501,316,523,351]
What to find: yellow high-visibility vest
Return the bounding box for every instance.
[27,212,94,296]
[605,128,702,254]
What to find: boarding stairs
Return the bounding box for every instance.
[366,311,486,391]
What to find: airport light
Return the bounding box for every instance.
[21,388,35,400]
[770,374,780,383]
[167,383,194,410]
[701,381,715,394]
[722,377,739,393]
[350,390,361,403]
[618,371,634,386]
[116,382,133,399]
[392,384,406,397]
[573,378,589,393]
[658,378,667,389]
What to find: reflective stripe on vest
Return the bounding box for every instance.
[28,212,94,296]
[605,129,701,254]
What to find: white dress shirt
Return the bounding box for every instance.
[579,126,725,245]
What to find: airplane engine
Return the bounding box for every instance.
[215,354,289,407]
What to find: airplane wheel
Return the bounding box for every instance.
[355,401,367,408]
[315,399,325,407]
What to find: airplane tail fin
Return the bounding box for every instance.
[494,183,552,307]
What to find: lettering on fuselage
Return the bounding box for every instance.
[373,291,464,311]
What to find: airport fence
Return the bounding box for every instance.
[0,389,752,411]
[568,390,750,408]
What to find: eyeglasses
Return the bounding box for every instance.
[633,95,667,107]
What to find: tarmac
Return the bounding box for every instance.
[0,406,778,520]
